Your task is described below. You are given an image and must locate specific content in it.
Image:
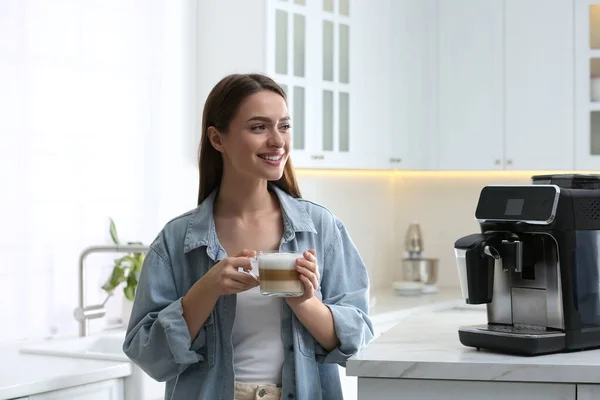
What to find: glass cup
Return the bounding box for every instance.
[249,251,305,297]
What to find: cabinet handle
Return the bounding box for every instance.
[506,159,513,166]
[390,158,402,163]
[311,154,325,160]
[494,159,501,165]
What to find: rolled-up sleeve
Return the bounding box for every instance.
[122,245,210,382]
[316,220,375,366]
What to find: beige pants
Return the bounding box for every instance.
[234,382,282,400]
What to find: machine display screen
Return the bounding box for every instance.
[504,199,524,216]
[475,185,558,224]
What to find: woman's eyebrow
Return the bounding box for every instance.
[246,116,291,123]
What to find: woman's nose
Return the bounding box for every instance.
[267,128,285,147]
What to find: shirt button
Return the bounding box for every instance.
[258,388,266,397]
[288,345,294,352]
[287,394,295,399]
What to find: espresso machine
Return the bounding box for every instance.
[454,174,600,356]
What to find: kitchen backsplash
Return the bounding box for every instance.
[296,170,534,290]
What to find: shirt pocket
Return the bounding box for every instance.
[296,323,316,358]
[190,311,217,369]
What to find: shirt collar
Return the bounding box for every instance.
[183,184,317,255]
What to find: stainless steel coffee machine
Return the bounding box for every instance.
[454,174,600,356]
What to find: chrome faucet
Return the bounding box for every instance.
[74,245,149,337]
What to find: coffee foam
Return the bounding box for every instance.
[258,253,301,270]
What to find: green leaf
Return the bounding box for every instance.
[102,266,126,294]
[109,218,120,245]
[120,255,138,266]
[123,273,138,301]
[132,253,145,274]
[127,241,143,245]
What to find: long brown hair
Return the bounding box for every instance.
[197,73,302,205]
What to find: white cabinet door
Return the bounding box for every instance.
[28,379,124,400]
[436,0,504,170]
[574,0,600,170]
[358,378,576,400]
[578,384,600,399]
[388,0,438,170]
[349,0,394,170]
[269,0,381,170]
[504,0,574,170]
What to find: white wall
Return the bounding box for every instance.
[0,0,199,344]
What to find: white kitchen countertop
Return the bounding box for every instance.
[369,286,464,318]
[0,343,131,400]
[347,302,600,384]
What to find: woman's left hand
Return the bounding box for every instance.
[286,249,320,307]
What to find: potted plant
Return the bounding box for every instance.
[101,218,145,325]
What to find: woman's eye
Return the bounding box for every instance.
[251,124,266,132]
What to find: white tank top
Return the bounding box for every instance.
[231,286,284,385]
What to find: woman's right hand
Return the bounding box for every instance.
[204,249,259,296]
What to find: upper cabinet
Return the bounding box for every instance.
[267,0,393,169]
[195,0,396,170]
[196,0,586,171]
[436,0,504,170]
[504,0,574,170]
[575,0,600,169]
[434,0,574,171]
[388,0,438,170]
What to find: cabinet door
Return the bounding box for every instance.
[313,0,361,169]
[267,1,314,168]
[574,0,600,170]
[504,0,574,170]
[349,0,394,170]
[389,0,438,170]
[578,384,600,399]
[269,0,364,169]
[358,378,576,400]
[29,379,123,400]
[436,0,504,170]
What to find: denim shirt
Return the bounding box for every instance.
[122,185,375,400]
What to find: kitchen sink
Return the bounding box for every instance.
[20,330,164,400]
[21,332,127,362]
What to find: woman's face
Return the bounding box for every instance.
[211,90,291,182]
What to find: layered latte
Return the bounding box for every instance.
[257,252,304,297]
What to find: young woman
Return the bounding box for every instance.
[123,73,374,400]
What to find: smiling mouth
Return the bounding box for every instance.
[258,154,284,161]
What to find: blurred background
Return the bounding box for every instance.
[0,0,594,347]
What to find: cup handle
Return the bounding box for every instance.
[238,255,259,279]
[248,256,259,279]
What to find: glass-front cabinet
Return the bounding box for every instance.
[576,0,600,169]
[267,0,353,169]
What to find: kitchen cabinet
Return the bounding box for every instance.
[357,378,576,400]
[436,0,504,170]
[196,0,396,170]
[21,379,123,400]
[504,0,574,170]
[578,384,600,399]
[196,0,582,171]
[388,0,438,170]
[268,0,394,170]
[434,0,574,171]
[575,0,600,169]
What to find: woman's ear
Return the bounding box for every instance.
[207,126,224,153]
